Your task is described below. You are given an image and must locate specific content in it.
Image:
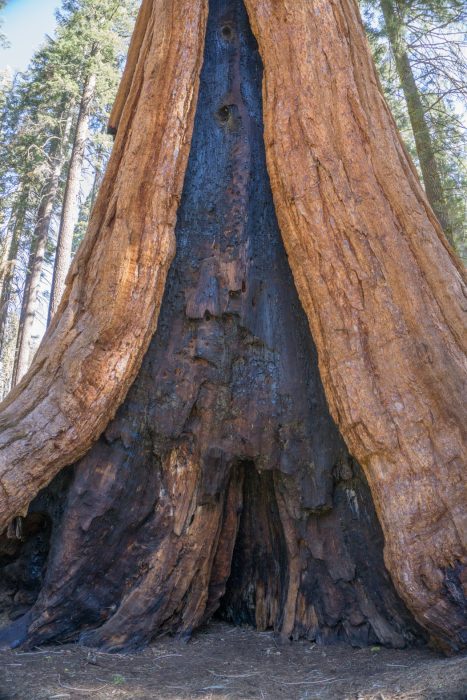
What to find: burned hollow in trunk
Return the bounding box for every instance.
[0,0,424,652]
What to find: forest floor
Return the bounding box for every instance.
[0,621,466,700]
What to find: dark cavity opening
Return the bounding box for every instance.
[217,104,231,123]
[221,24,233,39]
[217,462,288,631]
[0,513,52,622]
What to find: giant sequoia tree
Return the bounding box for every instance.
[0,0,465,654]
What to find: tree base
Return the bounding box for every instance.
[0,0,424,652]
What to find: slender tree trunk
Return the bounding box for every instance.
[0,194,26,301]
[0,196,28,355]
[0,205,15,296]
[48,73,96,322]
[379,0,454,246]
[88,148,104,213]
[88,125,109,214]
[14,111,74,384]
[0,217,15,294]
[12,248,35,381]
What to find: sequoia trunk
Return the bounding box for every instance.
[0,0,465,654]
[0,0,421,652]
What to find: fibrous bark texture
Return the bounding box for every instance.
[0,0,465,653]
[243,0,466,651]
[0,0,208,530]
[0,0,421,652]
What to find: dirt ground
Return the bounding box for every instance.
[0,621,465,700]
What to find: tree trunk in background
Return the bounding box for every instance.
[88,149,104,213]
[88,126,109,214]
[0,0,465,654]
[14,111,74,384]
[0,217,14,293]
[48,73,96,323]
[0,195,29,355]
[379,0,454,246]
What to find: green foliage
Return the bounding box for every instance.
[0,0,137,394]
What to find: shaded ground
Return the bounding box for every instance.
[0,622,465,699]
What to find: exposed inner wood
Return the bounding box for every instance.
[0,0,422,653]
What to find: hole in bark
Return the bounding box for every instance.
[217,463,287,631]
[217,105,231,123]
[221,25,233,40]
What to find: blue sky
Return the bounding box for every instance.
[1,0,60,72]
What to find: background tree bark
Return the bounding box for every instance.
[0,193,29,355]
[47,74,96,322]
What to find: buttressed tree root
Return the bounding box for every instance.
[0,0,465,653]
